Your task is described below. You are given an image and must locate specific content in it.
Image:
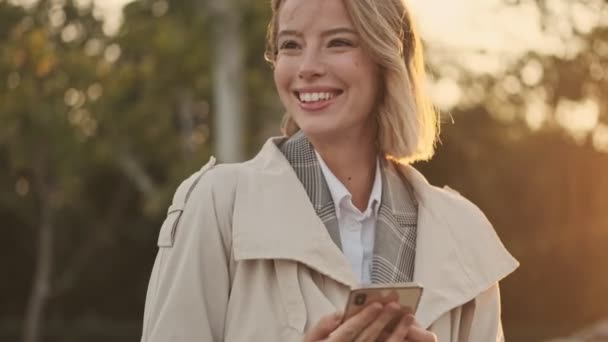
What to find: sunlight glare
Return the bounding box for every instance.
[104,44,122,63]
[525,91,549,131]
[555,98,600,137]
[430,77,462,111]
[571,2,599,34]
[592,124,608,153]
[521,59,544,86]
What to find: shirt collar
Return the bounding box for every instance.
[314,150,382,219]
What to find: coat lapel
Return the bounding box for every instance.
[231,137,357,287]
[371,165,418,283]
[232,136,518,326]
[280,133,419,284]
[279,131,342,249]
[276,134,519,326]
[397,165,520,328]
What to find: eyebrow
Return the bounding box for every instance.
[277,27,358,39]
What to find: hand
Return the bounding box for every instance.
[397,314,437,342]
[304,302,424,342]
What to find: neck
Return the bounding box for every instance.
[309,130,379,212]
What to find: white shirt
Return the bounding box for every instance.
[315,151,382,284]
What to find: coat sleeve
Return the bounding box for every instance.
[464,283,506,342]
[141,162,234,342]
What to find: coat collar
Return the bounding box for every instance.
[396,163,519,327]
[231,136,519,328]
[278,132,418,283]
[232,137,357,285]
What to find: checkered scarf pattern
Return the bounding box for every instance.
[279,132,418,283]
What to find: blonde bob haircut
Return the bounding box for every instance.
[265,0,440,164]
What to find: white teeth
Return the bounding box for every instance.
[298,92,336,103]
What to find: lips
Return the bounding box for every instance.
[294,90,343,112]
[297,91,341,102]
[292,88,344,110]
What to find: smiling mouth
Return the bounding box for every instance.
[294,90,344,104]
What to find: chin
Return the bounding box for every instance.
[298,125,336,137]
[291,110,367,143]
[295,121,340,141]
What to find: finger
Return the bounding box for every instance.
[405,324,437,342]
[385,314,414,342]
[401,306,414,316]
[330,302,383,341]
[376,331,391,342]
[304,311,343,342]
[382,290,399,304]
[354,302,400,342]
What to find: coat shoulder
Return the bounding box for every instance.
[159,157,247,248]
[175,157,246,208]
[429,184,519,284]
[430,183,501,246]
[436,185,490,230]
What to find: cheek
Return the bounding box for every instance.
[273,64,285,90]
[351,61,380,93]
[273,59,294,89]
[352,62,381,114]
[273,61,295,106]
[345,54,377,83]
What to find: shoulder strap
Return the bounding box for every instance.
[157,157,217,247]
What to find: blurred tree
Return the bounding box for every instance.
[205,0,246,162]
[1,0,273,340]
[417,1,608,339]
[0,1,115,341]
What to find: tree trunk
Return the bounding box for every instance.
[176,89,197,159]
[23,179,54,342]
[117,151,158,197]
[208,0,245,163]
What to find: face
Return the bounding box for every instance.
[273,0,381,143]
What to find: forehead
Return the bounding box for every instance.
[277,0,353,31]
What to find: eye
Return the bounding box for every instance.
[279,40,300,50]
[328,38,354,48]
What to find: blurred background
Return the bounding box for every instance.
[1,0,607,341]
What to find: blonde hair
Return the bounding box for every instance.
[265,0,439,164]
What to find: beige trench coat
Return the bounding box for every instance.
[141,137,519,342]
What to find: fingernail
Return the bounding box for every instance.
[403,314,415,325]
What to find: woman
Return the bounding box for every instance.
[141,0,519,341]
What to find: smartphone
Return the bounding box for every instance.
[342,282,423,328]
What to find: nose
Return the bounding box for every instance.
[297,48,326,80]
